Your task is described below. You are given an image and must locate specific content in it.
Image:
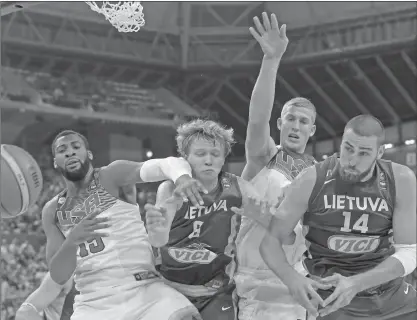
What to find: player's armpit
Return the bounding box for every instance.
[102,157,192,187]
[268,166,316,240]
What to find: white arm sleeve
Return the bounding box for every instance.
[140,157,192,183]
[392,244,417,276]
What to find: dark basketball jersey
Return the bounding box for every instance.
[158,172,242,287]
[303,154,397,291]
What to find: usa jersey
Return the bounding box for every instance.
[158,172,242,288]
[304,154,396,281]
[55,169,156,303]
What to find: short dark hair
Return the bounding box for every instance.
[51,130,89,156]
[344,115,385,146]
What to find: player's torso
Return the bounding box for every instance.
[237,146,316,269]
[159,172,242,287]
[303,155,396,279]
[55,169,155,295]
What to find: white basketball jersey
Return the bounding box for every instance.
[56,170,155,304]
[235,147,314,305]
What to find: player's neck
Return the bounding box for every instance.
[65,166,94,196]
[199,177,219,194]
[360,163,377,183]
[281,141,306,155]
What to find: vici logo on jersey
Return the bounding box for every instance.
[184,200,228,220]
[324,195,389,213]
[57,192,102,226]
[168,243,217,264]
[327,235,380,254]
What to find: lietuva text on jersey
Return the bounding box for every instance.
[55,169,155,301]
[303,154,396,280]
[158,172,242,287]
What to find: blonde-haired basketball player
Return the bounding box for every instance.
[42,130,205,320]
[233,13,327,320]
[145,119,273,320]
[15,273,74,320]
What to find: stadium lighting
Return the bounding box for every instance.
[384,143,393,149]
[146,150,153,158]
[322,155,328,159]
[405,139,416,145]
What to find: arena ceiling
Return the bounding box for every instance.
[1,1,416,146]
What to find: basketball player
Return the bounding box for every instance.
[144,119,271,320]
[15,273,75,320]
[42,130,205,320]
[233,13,320,320]
[253,115,416,319]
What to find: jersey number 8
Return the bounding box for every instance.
[79,236,105,257]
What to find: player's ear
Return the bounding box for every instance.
[310,124,316,137]
[377,145,385,159]
[53,159,57,169]
[87,151,93,160]
[277,118,282,131]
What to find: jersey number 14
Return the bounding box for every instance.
[341,211,369,233]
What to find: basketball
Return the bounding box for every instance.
[1,144,43,218]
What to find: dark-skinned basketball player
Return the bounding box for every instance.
[240,115,416,319]
[42,130,207,320]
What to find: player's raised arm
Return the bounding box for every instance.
[259,166,329,316]
[242,12,288,181]
[101,158,207,206]
[145,180,183,247]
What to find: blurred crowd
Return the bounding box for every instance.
[0,67,179,120]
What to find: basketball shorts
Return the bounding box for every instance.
[316,280,417,320]
[71,279,200,320]
[187,284,235,320]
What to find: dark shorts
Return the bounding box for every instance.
[187,285,235,320]
[316,280,416,320]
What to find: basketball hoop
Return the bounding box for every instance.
[85,1,145,32]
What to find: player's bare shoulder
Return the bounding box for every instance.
[391,162,416,198]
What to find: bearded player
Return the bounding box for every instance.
[233,13,321,320]
[144,119,271,320]
[254,115,416,319]
[42,130,205,320]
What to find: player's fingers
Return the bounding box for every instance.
[307,285,324,306]
[322,287,341,307]
[191,185,205,206]
[298,291,318,317]
[93,232,109,238]
[194,180,208,194]
[144,203,156,211]
[320,295,346,316]
[146,210,163,219]
[89,222,110,231]
[185,188,199,207]
[271,13,279,30]
[249,27,262,43]
[262,12,271,31]
[253,16,266,35]
[173,188,188,203]
[311,280,333,290]
[280,24,287,39]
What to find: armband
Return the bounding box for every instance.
[391,243,417,276]
[140,157,192,183]
[20,302,40,313]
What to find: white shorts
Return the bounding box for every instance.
[71,279,200,320]
[237,298,306,320]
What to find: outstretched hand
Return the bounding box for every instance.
[250,12,288,60]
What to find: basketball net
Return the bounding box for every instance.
[85,1,145,32]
